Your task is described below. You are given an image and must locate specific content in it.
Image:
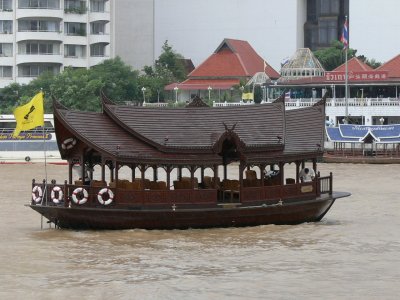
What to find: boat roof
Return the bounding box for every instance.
[53,94,326,165]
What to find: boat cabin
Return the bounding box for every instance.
[33,93,332,210]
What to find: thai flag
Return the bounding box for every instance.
[340,17,349,49]
[284,91,291,100]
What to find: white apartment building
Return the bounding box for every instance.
[0,0,110,88]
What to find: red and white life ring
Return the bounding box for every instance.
[71,187,88,205]
[61,138,77,150]
[32,186,43,204]
[97,188,114,205]
[51,186,64,204]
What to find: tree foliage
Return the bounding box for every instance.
[0,57,140,113]
[139,40,188,102]
[313,41,357,71]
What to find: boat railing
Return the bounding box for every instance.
[31,173,333,207]
[318,173,333,195]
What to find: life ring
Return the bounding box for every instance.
[61,138,77,150]
[32,186,43,204]
[97,188,114,205]
[51,186,64,204]
[71,187,88,205]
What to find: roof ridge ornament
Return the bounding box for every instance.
[222,122,237,132]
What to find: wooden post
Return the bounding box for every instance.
[296,161,300,183]
[200,167,204,184]
[68,161,73,184]
[166,166,171,190]
[312,159,317,174]
[101,159,105,182]
[224,164,227,180]
[329,172,333,195]
[64,180,68,207]
[178,166,182,180]
[131,164,136,181]
[153,166,158,181]
[141,165,145,190]
[115,161,119,183]
[213,164,219,189]
[260,164,265,186]
[190,166,195,189]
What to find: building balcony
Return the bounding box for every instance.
[0,78,14,88]
[0,10,13,20]
[16,31,63,42]
[0,56,14,65]
[16,76,34,85]
[89,55,108,67]
[63,13,88,23]
[88,11,109,22]
[0,33,14,42]
[16,53,63,65]
[89,33,110,45]
[63,35,88,45]
[63,57,88,68]
[16,8,63,20]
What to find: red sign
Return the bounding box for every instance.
[325,71,388,82]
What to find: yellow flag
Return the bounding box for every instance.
[13,92,44,137]
[241,92,254,101]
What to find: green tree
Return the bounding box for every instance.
[157,40,187,82]
[139,41,187,102]
[89,56,139,104]
[357,55,382,68]
[313,41,357,71]
[0,57,141,113]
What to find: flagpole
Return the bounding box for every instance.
[41,89,48,205]
[345,47,348,122]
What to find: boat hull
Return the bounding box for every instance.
[28,192,350,230]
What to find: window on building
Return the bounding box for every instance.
[90,0,104,12]
[90,43,105,56]
[65,44,86,58]
[319,0,339,15]
[64,22,86,35]
[19,41,57,55]
[18,64,59,77]
[318,18,337,46]
[0,0,13,11]
[90,21,105,34]
[18,19,60,32]
[0,66,12,78]
[64,44,76,57]
[64,0,86,13]
[0,20,12,34]
[0,43,13,56]
[18,0,60,9]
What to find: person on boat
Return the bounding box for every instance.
[73,165,91,185]
[299,167,315,182]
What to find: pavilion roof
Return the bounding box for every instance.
[376,54,400,78]
[333,57,373,72]
[189,38,279,79]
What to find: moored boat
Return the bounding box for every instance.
[28,93,350,230]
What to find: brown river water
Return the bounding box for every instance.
[0,163,399,300]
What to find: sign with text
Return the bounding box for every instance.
[325,71,388,82]
[0,132,52,141]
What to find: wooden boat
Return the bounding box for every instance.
[28,93,350,230]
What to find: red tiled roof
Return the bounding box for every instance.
[165,79,240,91]
[376,54,400,78]
[333,57,373,72]
[189,38,280,79]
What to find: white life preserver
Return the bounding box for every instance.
[71,187,88,205]
[32,186,43,204]
[97,188,114,205]
[61,138,77,150]
[51,186,64,204]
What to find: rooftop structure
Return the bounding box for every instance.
[280,48,325,80]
